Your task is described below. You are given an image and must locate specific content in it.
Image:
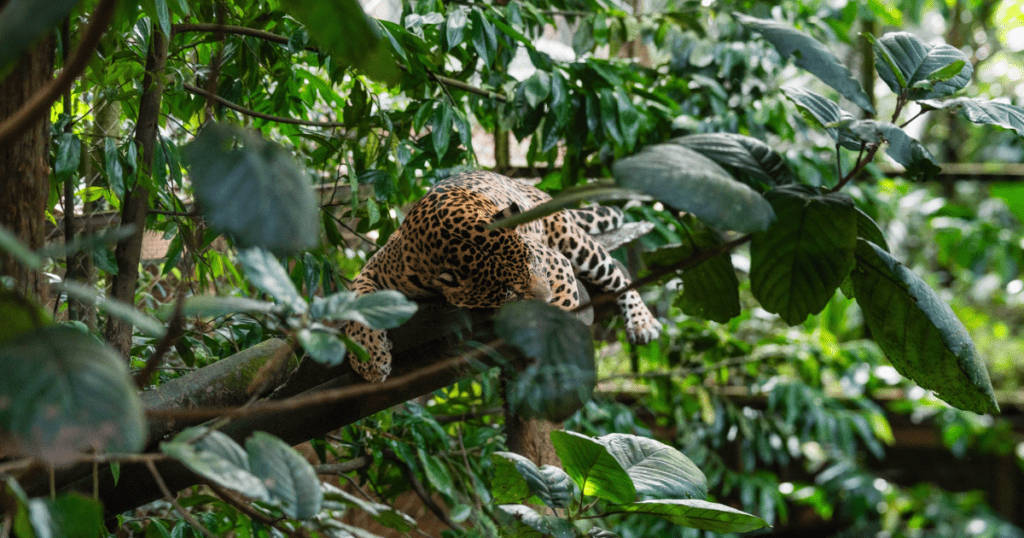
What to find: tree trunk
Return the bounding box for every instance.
[104,29,167,356]
[0,38,54,304]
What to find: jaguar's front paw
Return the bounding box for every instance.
[346,324,393,383]
[619,290,662,345]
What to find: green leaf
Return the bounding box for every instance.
[490,182,651,230]
[104,137,124,196]
[0,225,43,270]
[667,133,792,187]
[445,7,467,49]
[855,208,889,252]
[280,0,400,85]
[0,0,81,73]
[496,301,595,422]
[0,326,145,464]
[613,143,775,233]
[781,87,861,150]
[497,504,578,538]
[55,133,82,182]
[851,240,998,414]
[160,296,280,319]
[870,32,972,99]
[141,0,171,38]
[470,8,497,66]
[597,433,707,500]
[246,431,323,519]
[28,494,105,538]
[550,430,635,504]
[418,448,456,497]
[750,185,857,325]
[642,216,740,323]
[0,289,50,346]
[920,97,1024,137]
[184,123,319,255]
[521,71,551,109]
[298,328,348,366]
[56,280,167,338]
[549,71,571,127]
[492,452,576,509]
[736,14,874,114]
[311,290,417,330]
[572,17,596,56]
[842,120,941,180]
[236,248,309,314]
[161,428,272,503]
[324,485,416,531]
[607,499,769,533]
[432,101,454,156]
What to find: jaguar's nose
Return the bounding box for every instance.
[524,276,551,302]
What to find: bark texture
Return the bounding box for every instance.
[0,38,54,303]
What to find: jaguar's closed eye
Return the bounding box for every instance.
[436,272,458,286]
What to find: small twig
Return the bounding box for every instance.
[182,83,353,130]
[388,451,462,532]
[134,293,187,388]
[146,460,217,538]
[0,0,119,145]
[314,456,372,475]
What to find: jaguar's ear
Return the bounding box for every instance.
[492,202,523,222]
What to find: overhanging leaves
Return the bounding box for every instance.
[160,428,272,503]
[869,32,972,100]
[310,290,418,330]
[246,431,324,519]
[597,433,707,500]
[496,301,595,422]
[550,430,636,504]
[607,500,769,533]
[497,504,578,538]
[781,87,861,150]
[667,133,793,187]
[920,97,1024,137]
[839,120,941,180]
[492,452,576,509]
[56,281,166,338]
[736,14,875,114]
[184,123,319,255]
[751,185,857,325]
[236,248,309,314]
[642,216,740,323]
[851,240,998,414]
[0,0,82,74]
[613,143,775,233]
[0,326,145,464]
[280,0,400,85]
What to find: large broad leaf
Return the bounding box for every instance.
[246,431,324,520]
[0,326,145,464]
[643,215,740,323]
[667,133,793,186]
[310,290,418,330]
[56,281,166,338]
[297,328,348,367]
[736,14,874,114]
[236,248,309,314]
[781,87,862,150]
[840,120,941,180]
[0,0,81,74]
[492,452,576,509]
[870,32,972,100]
[161,428,273,503]
[27,494,104,538]
[750,185,857,325]
[597,434,706,500]
[490,183,651,230]
[0,289,50,346]
[613,144,775,233]
[280,0,399,85]
[851,240,998,414]
[550,430,635,504]
[920,97,1024,137]
[607,500,769,533]
[496,301,595,422]
[184,123,319,255]
[497,504,578,538]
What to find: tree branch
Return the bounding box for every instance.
[0,0,118,145]
[181,83,354,130]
